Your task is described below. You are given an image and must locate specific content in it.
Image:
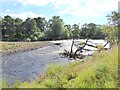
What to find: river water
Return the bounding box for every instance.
[2,45,69,84]
[2,39,110,84]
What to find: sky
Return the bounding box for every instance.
[0,0,119,26]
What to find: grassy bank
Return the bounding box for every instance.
[8,45,118,88]
[1,41,52,55]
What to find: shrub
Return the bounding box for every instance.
[25,38,31,42]
[33,36,38,41]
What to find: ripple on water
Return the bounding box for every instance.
[2,45,69,84]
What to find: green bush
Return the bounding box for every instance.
[33,36,38,41]
[25,38,31,42]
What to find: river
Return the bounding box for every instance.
[2,39,110,84]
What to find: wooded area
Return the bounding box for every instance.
[1,11,119,43]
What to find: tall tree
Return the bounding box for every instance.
[48,16,64,40]
[69,23,80,58]
[64,24,72,38]
[34,17,47,32]
[103,11,119,44]
[102,25,118,44]
[14,18,23,40]
[72,24,80,39]
[81,23,97,39]
[106,11,120,25]
[92,25,105,39]
[2,15,15,41]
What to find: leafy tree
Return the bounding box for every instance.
[92,25,105,39]
[102,25,118,44]
[61,28,70,39]
[103,11,119,44]
[20,18,31,38]
[44,29,53,40]
[14,18,23,40]
[72,24,81,39]
[34,17,47,32]
[21,18,41,41]
[106,11,120,25]
[2,15,15,41]
[48,16,65,40]
[2,12,118,42]
[64,24,72,38]
[81,23,97,39]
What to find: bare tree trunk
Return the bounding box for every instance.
[70,36,74,58]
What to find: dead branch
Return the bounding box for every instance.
[73,38,89,59]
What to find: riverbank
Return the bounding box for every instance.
[15,45,118,88]
[1,41,53,55]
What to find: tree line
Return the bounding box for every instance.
[0,11,119,43]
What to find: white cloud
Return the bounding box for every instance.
[18,0,55,6]
[57,0,118,18]
[5,9,11,13]
[52,0,80,9]
[17,0,80,9]
[5,12,47,20]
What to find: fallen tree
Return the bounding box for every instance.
[60,39,109,60]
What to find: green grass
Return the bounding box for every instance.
[4,45,118,88]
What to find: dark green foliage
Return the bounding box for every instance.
[48,16,64,40]
[1,11,118,41]
[34,17,47,32]
[72,24,81,39]
[2,15,16,41]
[80,23,97,39]
[14,18,23,40]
